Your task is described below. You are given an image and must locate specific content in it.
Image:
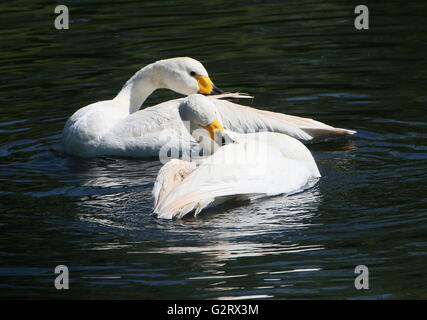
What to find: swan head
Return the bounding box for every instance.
[179,94,234,154]
[152,57,223,96]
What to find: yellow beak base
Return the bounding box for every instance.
[195,75,214,95]
[201,119,224,140]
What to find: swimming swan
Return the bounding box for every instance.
[63,57,355,158]
[153,94,321,219]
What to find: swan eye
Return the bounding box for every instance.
[190,71,197,77]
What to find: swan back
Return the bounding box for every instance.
[153,95,321,219]
[153,133,320,219]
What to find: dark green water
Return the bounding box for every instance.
[1,0,427,299]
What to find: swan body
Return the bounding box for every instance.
[63,57,356,158]
[153,94,321,219]
[63,57,221,157]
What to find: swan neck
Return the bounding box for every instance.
[114,65,157,114]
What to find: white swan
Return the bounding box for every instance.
[153,94,321,219]
[63,57,355,158]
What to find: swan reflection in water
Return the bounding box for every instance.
[74,160,324,299]
[76,166,324,261]
[148,187,323,259]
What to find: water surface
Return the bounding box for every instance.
[1,0,427,299]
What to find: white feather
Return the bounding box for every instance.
[63,57,355,158]
[154,131,321,219]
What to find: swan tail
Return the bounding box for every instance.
[255,111,357,139]
[209,92,254,99]
[301,127,357,140]
[154,191,217,219]
[154,183,269,219]
[213,99,356,141]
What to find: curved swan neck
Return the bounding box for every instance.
[113,65,158,114]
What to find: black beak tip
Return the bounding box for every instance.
[221,136,227,147]
[220,133,235,147]
[213,85,224,94]
[206,85,224,96]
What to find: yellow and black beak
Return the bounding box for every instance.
[201,118,224,140]
[195,75,224,95]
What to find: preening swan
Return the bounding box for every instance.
[63,57,355,158]
[153,94,321,219]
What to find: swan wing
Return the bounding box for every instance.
[210,98,355,141]
[152,159,197,209]
[102,99,195,157]
[154,134,319,219]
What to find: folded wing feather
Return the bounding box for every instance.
[211,98,356,141]
[153,138,316,219]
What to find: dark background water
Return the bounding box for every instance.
[1,0,427,299]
